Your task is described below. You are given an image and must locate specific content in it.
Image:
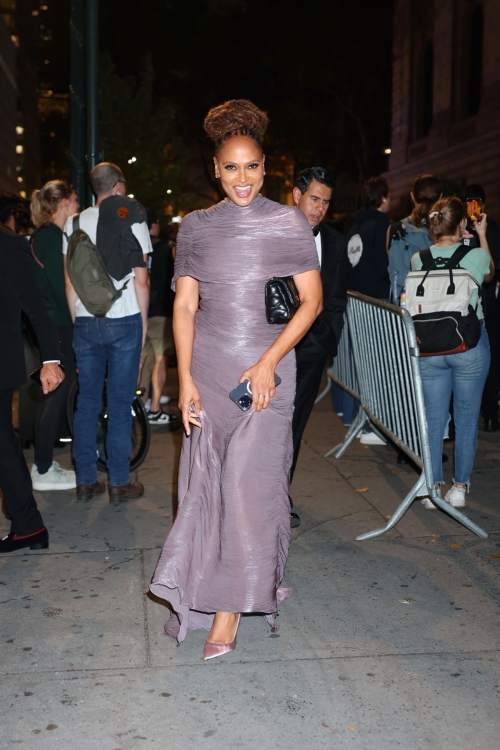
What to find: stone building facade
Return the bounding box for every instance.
[386,0,500,219]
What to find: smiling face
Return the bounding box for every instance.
[214,135,265,207]
[293,179,332,227]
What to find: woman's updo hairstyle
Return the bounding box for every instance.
[203,99,268,152]
[410,174,442,227]
[30,180,74,228]
[428,196,465,241]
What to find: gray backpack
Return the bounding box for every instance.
[66,215,128,318]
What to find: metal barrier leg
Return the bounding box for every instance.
[356,474,488,541]
[356,473,427,540]
[427,488,489,539]
[314,380,331,406]
[326,409,367,459]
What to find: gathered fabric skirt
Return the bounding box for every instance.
[150,322,295,643]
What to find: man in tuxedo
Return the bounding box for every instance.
[290,168,349,525]
[0,194,63,553]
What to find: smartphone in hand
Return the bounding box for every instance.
[229,374,282,411]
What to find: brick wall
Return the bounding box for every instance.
[386,0,500,220]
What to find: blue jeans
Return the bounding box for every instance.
[419,323,490,485]
[72,313,142,486]
[331,383,358,425]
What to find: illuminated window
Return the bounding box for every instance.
[16,125,24,135]
[17,176,23,183]
[31,9,39,15]
[19,190,26,199]
[16,145,24,154]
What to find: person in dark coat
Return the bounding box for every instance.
[0,195,63,553]
[290,168,349,525]
[461,184,500,431]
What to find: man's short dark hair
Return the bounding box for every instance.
[294,167,335,195]
[89,162,124,197]
[462,183,486,203]
[0,193,23,225]
[362,176,389,208]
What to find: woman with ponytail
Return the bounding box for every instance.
[411,196,495,510]
[29,180,79,491]
[388,174,442,302]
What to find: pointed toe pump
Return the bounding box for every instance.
[203,614,241,661]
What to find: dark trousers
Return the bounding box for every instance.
[482,317,500,421]
[291,345,327,480]
[35,324,75,472]
[0,389,44,535]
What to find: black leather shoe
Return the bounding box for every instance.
[0,527,49,553]
[291,512,301,528]
[77,480,106,500]
[483,419,498,432]
[109,480,144,501]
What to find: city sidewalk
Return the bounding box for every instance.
[1,388,499,749]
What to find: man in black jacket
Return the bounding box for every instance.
[290,168,349,524]
[0,198,63,553]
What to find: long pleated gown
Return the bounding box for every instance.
[150,194,319,643]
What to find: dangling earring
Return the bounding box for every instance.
[215,171,220,179]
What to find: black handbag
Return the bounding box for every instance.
[265,276,300,324]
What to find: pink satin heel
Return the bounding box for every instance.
[203,614,241,661]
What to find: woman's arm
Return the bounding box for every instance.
[240,269,323,411]
[474,214,495,283]
[174,275,202,435]
[134,259,150,347]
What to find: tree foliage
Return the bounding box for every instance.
[99,55,191,212]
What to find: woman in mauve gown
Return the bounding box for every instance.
[150,99,322,660]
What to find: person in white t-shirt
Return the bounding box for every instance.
[63,162,151,501]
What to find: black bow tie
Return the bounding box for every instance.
[312,224,321,237]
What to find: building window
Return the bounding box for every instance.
[467,3,483,116]
[423,41,434,136]
[411,36,434,141]
[454,0,484,120]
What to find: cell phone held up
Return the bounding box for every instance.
[466,198,482,230]
[229,374,282,411]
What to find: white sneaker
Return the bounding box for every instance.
[147,409,180,426]
[445,484,467,508]
[421,486,441,510]
[359,430,386,446]
[31,461,76,491]
[144,399,151,412]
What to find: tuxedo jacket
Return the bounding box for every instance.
[296,222,349,359]
[0,226,61,391]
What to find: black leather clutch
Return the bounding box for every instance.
[265,276,301,324]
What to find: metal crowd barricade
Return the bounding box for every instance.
[325,292,488,541]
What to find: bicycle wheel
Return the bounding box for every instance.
[67,381,151,472]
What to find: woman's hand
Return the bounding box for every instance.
[178,377,202,436]
[239,357,277,412]
[473,212,488,238]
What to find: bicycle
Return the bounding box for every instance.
[67,379,151,472]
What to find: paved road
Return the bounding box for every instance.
[1,388,499,749]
